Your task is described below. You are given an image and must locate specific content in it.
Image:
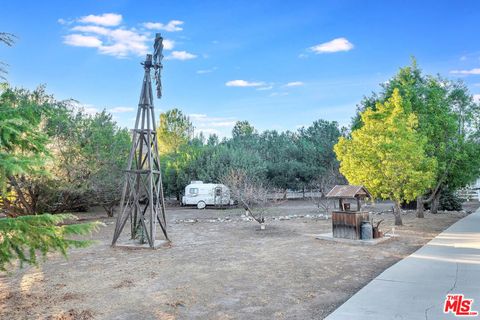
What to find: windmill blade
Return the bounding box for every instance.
[155,71,162,98]
[153,33,163,64]
[153,33,164,99]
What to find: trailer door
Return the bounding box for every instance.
[214,187,223,205]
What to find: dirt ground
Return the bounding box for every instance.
[1,200,478,320]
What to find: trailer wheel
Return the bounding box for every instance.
[197,201,206,209]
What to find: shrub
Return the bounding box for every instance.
[439,189,463,211]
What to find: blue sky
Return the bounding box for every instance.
[1,0,480,137]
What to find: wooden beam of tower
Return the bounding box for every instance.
[112,34,168,248]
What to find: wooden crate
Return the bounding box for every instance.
[332,211,370,240]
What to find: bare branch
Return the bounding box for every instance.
[309,164,345,214]
[0,32,15,47]
[0,32,15,80]
[221,169,277,224]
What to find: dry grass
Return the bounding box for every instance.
[0,200,476,320]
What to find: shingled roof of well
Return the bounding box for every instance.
[326,185,371,198]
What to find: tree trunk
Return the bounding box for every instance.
[431,191,441,214]
[103,205,115,217]
[8,176,34,215]
[394,201,403,226]
[416,195,425,218]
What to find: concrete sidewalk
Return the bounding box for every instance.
[326,209,480,320]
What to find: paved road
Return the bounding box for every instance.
[326,209,480,320]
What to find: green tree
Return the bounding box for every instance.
[82,111,130,216]
[188,120,344,198]
[32,106,130,215]
[46,106,95,212]
[0,85,52,215]
[206,134,219,146]
[257,130,303,195]
[0,87,99,271]
[189,140,267,185]
[335,89,437,225]
[352,60,480,216]
[1,86,131,216]
[232,120,256,138]
[0,214,100,272]
[298,120,344,191]
[163,138,204,199]
[157,109,196,199]
[157,108,193,155]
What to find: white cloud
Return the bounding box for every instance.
[71,25,111,35]
[166,51,197,60]
[473,94,480,103]
[285,81,304,87]
[310,37,354,54]
[98,29,149,57]
[65,25,148,58]
[225,80,266,87]
[450,68,480,75]
[189,113,237,138]
[257,85,273,91]
[143,20,184,32]
[83,107,99,115]
[67,101,99,115]
[109,107,135,113]
[460,55,467,61]
[189,114,236,124]
[210,121,237,127]
[196,68,216,74]
[70,25,174,55]
[71,26,175,54]
[64,34,102,47]
[61,14,184,58]
[163,39,175,50]
[142,22,162,29]
[83,106,99,114]
[78,13,122,26]
[189,113,207,119]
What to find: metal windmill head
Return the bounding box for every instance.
[153,33,164,99]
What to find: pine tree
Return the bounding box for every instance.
[0,214,101,271]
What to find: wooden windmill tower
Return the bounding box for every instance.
[112,33,168,248]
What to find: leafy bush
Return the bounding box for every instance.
[439,189,463,211]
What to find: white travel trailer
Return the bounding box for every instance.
[182,181,234,209]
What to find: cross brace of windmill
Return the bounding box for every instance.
[112,33,169,249]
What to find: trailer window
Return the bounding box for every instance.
[189,188,199,195]
[215,188,222,196]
